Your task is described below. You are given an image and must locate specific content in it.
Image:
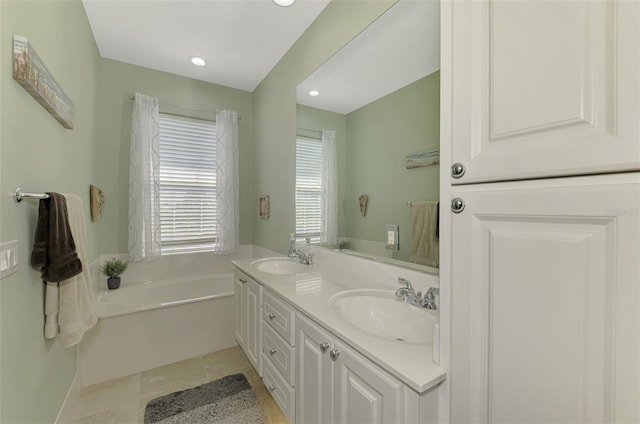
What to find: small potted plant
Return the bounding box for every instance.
[101,258,128,290]
[338,239,351,251]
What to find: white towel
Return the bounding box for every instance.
[44,194,98,347]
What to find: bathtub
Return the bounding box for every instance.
[95,272,235,318]
[79,271,238,386]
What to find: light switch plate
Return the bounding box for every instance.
[0,240,19,279]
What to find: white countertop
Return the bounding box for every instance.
[232,256,447,394]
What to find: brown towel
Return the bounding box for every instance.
[31,193,82,282]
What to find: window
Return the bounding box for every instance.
[158,114,217,254]
[295,137,323,243]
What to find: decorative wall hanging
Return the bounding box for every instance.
[405,149,439,169]
[90,184,105,222]
[358,194,368,217]
[259,195,270,219]
[13,35,74,129]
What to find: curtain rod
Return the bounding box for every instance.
[127,95,241,119]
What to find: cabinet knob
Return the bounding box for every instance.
[239,277,247,284]
[451,162,466,178]
[269,348,277,355]
[268,313,277,320]
[451,197,466,213]
[329,348,340,361]
[319,342,330,353]
[268,384,277,392]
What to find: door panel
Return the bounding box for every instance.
[450,174,640,423]
[245,279,262,371]
[296,313,334,424]
[234,273,245,347]
[333,341,404,424]
[450,0,640,183]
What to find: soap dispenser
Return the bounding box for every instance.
[288,233,297,258]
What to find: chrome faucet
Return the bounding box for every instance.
[395,277,439,309]
[294,249,314,265]
[424,287,439,310]
[395,277,414,299]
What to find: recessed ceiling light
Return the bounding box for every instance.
[273,0,295,6]
[308,90,320,97]
[189,56,207,67]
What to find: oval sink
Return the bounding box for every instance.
[328,289,437,345]
[251,257,309,275]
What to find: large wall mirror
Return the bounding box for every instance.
[295,0,441,271]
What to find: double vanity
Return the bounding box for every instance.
[232,246,446,423]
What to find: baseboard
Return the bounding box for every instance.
[55,370,80,424]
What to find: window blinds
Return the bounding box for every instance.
[295,137,323,243]
[158,114,217,253]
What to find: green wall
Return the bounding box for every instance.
[0,1,100,422]
[295,105,347,238]
[252,0,396,254]
[345,72,440,262]
[95,59,255,254]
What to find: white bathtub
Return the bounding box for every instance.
[95,272,235,318]
[78,246,279,387]
[79,271,238,386]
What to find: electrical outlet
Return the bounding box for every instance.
[0,240,19,279]
[385,224,399,250]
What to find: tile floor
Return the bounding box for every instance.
[61,346,288,424]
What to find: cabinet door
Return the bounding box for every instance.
[234,272,246,348]
[447,0,640,184]
[296,313,334,424]
[244,278,262,372]
[450,174,640,423]
[333,341,405,424]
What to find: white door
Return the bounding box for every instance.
[234,272,246,348]
[296,313,334,424]
[333,341,405,424]
[244,278,262,372]
[449,174,640,423]
[448,0,640,184]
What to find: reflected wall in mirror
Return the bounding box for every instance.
[295,0,440,271]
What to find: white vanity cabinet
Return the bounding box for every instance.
[296,312,434,424]
[234,270,262,374]
[261,289,297,422]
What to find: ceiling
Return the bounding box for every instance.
[82,0,331,92]
[296,0,440,114]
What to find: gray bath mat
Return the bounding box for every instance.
[144,373,267,424]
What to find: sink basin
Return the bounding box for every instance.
[251,257,309,275]
[328,289,437,345]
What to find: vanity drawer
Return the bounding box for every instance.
[263,322,295,386]
[263,290,296,346]
[262,354,295,423]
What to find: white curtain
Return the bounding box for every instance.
[128,92,161,262]
[321,130,338,245]
[215,110,240,254]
